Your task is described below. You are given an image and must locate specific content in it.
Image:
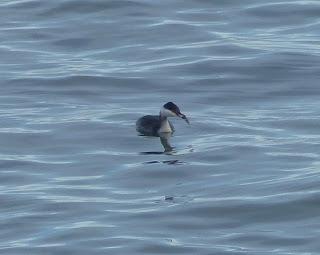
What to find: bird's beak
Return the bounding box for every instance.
[178,113,190,124]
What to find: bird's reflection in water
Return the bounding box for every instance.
[140,132,174,155]
[143,159,184,165]
[139,133,193,165]
[164,196,174,201]
[138,132,190,202]
[159,132,174,153]
[140,133,187,165]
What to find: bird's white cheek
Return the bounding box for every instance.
[161,108,176,117]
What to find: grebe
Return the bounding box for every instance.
[136,102,189,136]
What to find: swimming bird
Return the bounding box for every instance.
[136,102,189,136]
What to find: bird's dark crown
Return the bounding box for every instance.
[163,102,181,114]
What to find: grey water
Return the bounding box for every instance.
[1,0,320,254]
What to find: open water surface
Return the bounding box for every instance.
[1,0,320,254]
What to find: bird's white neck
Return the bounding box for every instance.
[158,116,172,133]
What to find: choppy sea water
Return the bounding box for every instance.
[1,0,320,254]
